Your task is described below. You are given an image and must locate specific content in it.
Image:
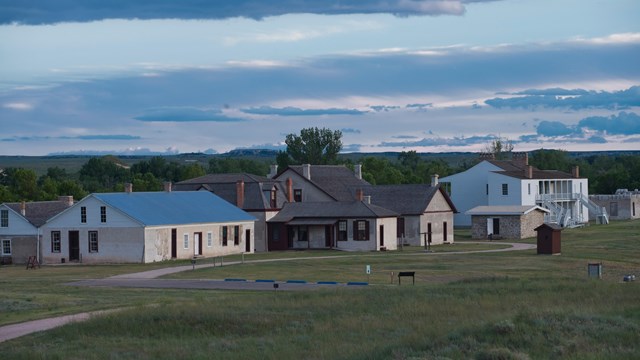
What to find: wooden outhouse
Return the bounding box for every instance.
[535,223,562,255]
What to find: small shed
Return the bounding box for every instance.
[535,223,562,255]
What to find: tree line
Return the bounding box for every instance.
[1,127,638,202]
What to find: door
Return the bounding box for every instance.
[443,221,448,243]
[493,218,500,235]
[379,225,384,247]
[68,231,80,261]
[171,229,177,258]
[487,218,494,236]
[427,223,432,245]
[324,225,332,248]
[245,229,251,252]
[194,232,202,256]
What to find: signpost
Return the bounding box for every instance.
[366,265,371,283]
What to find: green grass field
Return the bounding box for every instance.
[1,221,639,359]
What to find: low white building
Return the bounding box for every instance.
[41,190,255,264]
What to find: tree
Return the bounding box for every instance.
[484,137,514,160]
[281,127,342,166]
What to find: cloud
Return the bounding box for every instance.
[342,144,362,152]
[536,121,576,137]
[241,106,366,116]
[578,111,640,135]
[370,105,401,112]
[380,134,500,147]
[3,102,33,111]
[341,128,361,134]
[0,0,498,25]
[2,134,141,141]
[485,86,640,110]
[134,107,245,122]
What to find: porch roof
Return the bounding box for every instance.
[286,218,338,226]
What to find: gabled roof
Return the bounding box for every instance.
[488,160,578,180]
[269,201,398,223]
[277,165,370,201]
[174,173,287,210]
[4,200,72,227]
[91,191,255,226]
[466,205,550,216]
[360,184,457,215]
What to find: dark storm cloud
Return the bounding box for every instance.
[241,106,366,116]
[578,111,640,135]
[0,0,499,25]
[485,86,640,110]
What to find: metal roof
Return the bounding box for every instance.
[466,205,550,216]
[92,191,255,226]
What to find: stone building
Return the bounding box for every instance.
[467,205,549,239]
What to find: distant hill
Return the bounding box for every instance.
[1,150,639,176]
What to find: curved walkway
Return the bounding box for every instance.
[0,241,535,344]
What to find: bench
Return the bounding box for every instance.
[398,271,415,285]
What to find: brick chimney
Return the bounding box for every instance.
[512,152,529,166]
[302,164,311,180]
[286,178,294,202]
[356,188,364,201]
[163,181,172,192]
[124,183,133,193]
[431,174,439,187]
[572,166,580,178]
[20,201,26,216]
[236,180,245,208]
[354,164,362,180]
[58,196,74,207]
[525,165,533,179]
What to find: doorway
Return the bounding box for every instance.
[379,225,384,247]
[245,229,251,252]
[171,229,177,258]
[68,231,80,261]
[194,232,202,256]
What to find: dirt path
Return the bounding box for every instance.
[0,241,535,343]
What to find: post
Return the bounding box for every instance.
[242,252,245,264]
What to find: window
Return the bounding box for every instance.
[88,231,99,252]
[633,202,636,217]
[222,226,228,246]
[183,233,189,249]
[100,206,107,223]
[294,189,302,202]
[51,231,61,253]
[295,226,308,242]
[502,184,509,196]
[270,190,277,208]
[353,220,369,241]
[1,209,8,227]
[486,184,489,195]
[234,225,240,245]
[207,232,213,247]
[1,239,11,255]
[338,220,348,241]
[528,183,531,195]
[81,206,87,223]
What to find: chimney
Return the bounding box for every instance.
[163,181,172,192]
[267,164,278,179]
[526,165,533,179]
[431,174,439,187]
[354,164,362,180]
[572,166,580,178]
[356,189,364,201]
[286,178,294,202]
[236,180,245,208]
[479,152,495,161]
[302,164,311,180]
[512,152,529,166]
[124,183,133,193]
[363,195,371,204]
[58,196,74,207]
[20,201,26,216]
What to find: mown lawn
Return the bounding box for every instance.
[1,221,639,359]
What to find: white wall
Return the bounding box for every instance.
[487,173,522,206]
[0,206,38,236]
[440,161,503,227]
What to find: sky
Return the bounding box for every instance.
[1,0,639,156]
